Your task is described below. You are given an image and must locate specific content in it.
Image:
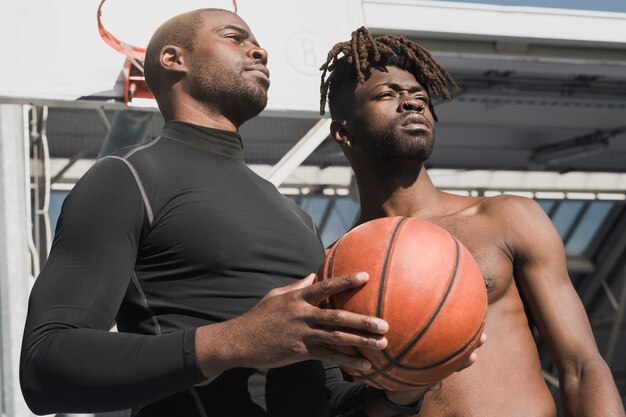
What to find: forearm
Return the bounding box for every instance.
[20,327,204,415]
[561,359,625,417]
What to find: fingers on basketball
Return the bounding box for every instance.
[317,217,488,390]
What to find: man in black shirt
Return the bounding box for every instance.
[20,9,472,416]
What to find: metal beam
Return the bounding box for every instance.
[30,106,52,268]
[601,280,621,311]
[0,104,36,416]
[542,370,559,388]
[591,320,626,332]
[562,202,590,245]
[0,96,146,111]
[566,255,595,275]
[605,266,626,366]
[582,208,626,308]
[96,107,112,131]
[265,118,332,187]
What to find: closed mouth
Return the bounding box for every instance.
[401,114,430,129]
[246,66,270,80]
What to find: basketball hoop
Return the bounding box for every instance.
[97,0,151,104]
[97,0,240,104]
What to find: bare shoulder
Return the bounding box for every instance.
[438,192,545,228]
[479,194,563,262]
[438,192,553,241]
[478,193,546,219]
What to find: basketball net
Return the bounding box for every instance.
[97,0,238,104]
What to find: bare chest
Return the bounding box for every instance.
[427,217,514,304]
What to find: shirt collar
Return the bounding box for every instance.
[161,121,244,160]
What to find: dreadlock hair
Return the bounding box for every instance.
[319,27,458,122]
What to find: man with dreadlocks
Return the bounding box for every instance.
[320,27,624,417]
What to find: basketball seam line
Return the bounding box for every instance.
[326,239,341,309]
[376,217,408,318]
[368,216,407,385]
[365,236,461,379]
[393,314,485,371]
[388,239,486,371]
[365,318,486,389]
[355,370,432,389]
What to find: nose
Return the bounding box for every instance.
[401,99,425,113]
[248,45,268,65]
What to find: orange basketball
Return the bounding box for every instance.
[317,216,487,390]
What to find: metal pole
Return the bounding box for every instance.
[30,106,51,268]
[96,107,112,132]
[0,104,35,416]
[23,106,40,279]
[605,266,626,366]
[541,369,559,388]
[265,118,332,187]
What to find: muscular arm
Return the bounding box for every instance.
[506,197,624,417]
[20,159,204,415]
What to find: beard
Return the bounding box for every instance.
[188,59,268,125]
[358,118,435,162]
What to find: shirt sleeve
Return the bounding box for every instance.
[20,157,205,415]
[324,363,369,417]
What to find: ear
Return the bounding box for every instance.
[159,45,188,74]
[330,119,351,148]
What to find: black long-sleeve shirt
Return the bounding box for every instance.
[20,121,365,417]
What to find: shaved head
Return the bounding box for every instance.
[142,8,268,126]
[143,9,234,99]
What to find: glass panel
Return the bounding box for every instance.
[550,201,584,240]
[49,190,69,235]
[298,196,330,227]
[296,195,617,258]
[320,198,360,247]
[537,200,555,214]
[565,202,614,256]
